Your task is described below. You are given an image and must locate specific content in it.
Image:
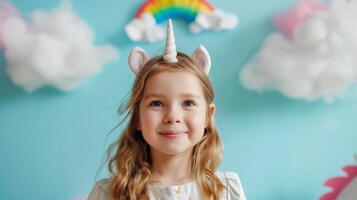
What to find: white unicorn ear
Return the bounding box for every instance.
[191,45,211,75]
[128,47,149,75]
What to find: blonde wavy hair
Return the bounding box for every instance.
[106,52,225,200]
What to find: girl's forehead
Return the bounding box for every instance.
[143,71,205,98]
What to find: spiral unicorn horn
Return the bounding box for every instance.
[163,19,178,63]
[128,19,212,75]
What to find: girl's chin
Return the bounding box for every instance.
[159,147,193,156]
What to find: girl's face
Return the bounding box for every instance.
[138,71,213,156]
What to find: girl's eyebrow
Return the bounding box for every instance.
[180,93,201,99]
[143,93,164,100]
[143,93,201,100]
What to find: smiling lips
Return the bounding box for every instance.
[159,131,187,139]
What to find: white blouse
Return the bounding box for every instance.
[88,171,247,200]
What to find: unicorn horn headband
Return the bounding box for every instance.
[164,19,178,63]
[128,19,211,75]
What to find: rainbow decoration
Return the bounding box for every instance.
[126,0,238,42]
[135,0,215,24]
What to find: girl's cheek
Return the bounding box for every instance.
[142,111,161,124]
[188,111,206,125]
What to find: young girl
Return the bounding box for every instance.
[88,19,247,200]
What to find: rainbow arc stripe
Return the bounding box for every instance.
[135,0,214,24]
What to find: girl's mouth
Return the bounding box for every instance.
[159,131,186,139]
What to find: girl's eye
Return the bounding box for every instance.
[183,100,196,108]
[149,100,163,107]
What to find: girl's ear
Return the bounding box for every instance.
[191,45,211,75]
[206,103,215,127]
[128,47,149,75]
[209,103,215,116]
[136,121,141,130]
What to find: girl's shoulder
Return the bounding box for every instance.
[87,179,109,200]
[216,171,247,200]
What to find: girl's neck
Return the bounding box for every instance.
[149,149,193,186]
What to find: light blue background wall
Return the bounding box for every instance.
[1,0,356,199]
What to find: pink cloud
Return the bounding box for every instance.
[0,1,19,48]
[273,0,326,36]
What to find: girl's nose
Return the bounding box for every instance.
[163,107,181,124]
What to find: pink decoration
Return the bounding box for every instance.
[273,0,326,36]
[0,1,19,48]
[320,165,357,200]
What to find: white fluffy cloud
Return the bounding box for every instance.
[240,0,357,101]
[125,13,165,43]
[0,1,119,92]
[189,9,238,33]
[125,10,238,43]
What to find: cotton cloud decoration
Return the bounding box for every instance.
[125,0,238,43]
[0,0,119,92]
[125,13,165,43]
[240,0,357,102]
[190,9,238,34]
